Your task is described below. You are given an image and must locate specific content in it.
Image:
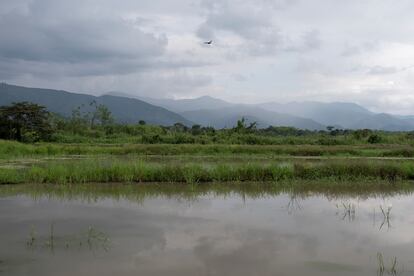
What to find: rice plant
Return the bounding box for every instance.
[24,223,110,253]
[1,158,414,185]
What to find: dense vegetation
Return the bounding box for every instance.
[1,158,413,185]
[2,140,414,160]
[1,102,414,146]
[45,116,414,146]
[0,102,52,142]
[1,102,414,187]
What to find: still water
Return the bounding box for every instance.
[0,184,413,276]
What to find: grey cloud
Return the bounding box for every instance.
[196,24,216,41]
[1,0,414,112]
[193,228,320,276]
[0,0,219,98]
[197,0,320,57]
[232,74,248,82]
[340,41,379,57]
[0,0,215,98]
[302,30,322,50]
[0,3,167,66]
[197,0,283,56]
[200,3,269,39]
[367,66,399,75]
[283,30,321,52]
[367,65,414,75]
[0,0,31,15]
[131,72,213,98]
[260,0,300,10]
[9,70,213,99]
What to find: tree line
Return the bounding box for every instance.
[0,101,411,144]
[0,101,113,142]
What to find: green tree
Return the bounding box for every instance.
[95,104,114,126]
[69,102,114,132]
[83,101,114,128]
[69,105,88,134]
[368,134,382,144]
[191,124,202,135]
[0,102,52,142]
[352,129,372,140]
[233,117,257,133]
[173,122,187,132]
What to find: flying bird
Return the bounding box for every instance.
[204,40,213,45]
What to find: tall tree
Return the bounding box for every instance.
[233,117,257,133]
[0,102,52,142]
[95,104,114,126]
[87,101,114,128]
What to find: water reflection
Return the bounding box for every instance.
[286,194,303,214]
[379,205,393,231]
[25,224,110,253]
[377,253,403,276]
[0,183,413,276]
[336,202,357,222]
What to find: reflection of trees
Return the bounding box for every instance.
[26,223,110,253]
[379,205,392,231]
[3,182,413,206]
[86,226,110,252]
[335,202,356,222]
[377,253,403,276]
[342,203,356,222]
[286,193,302,214]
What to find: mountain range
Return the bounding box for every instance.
[1,83,414,131]
[0,83,191,126]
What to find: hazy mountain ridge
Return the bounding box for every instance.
[258,101,373,128]
[349,113,414,131]
[106,92,232,112]
[2,83,414,131]
[181,106,326,130]
[105,92,323,129]
[134,94,414,131]
[258,101,414,130]
[0,84,192,126]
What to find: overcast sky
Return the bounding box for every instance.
[1,0,414,114]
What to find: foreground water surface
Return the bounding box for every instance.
[1,184,414,276]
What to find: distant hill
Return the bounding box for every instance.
[258,101,414,131]
[0,83,192,126]
[136,96,414,131]
[349,113,414,131]
[259,101,373,128]
[2,83,414,131]
[107,92,233,112]
[181,105,325,130]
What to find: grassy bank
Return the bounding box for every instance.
[1,140,414,159]
[1,159,414,185]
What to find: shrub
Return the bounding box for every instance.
[368,134,382,144]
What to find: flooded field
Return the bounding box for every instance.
[1,184,414,275]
